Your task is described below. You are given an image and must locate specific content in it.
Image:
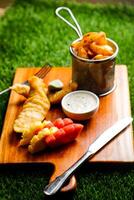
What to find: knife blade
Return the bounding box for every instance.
[44,117,133,196]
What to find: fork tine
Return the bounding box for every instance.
[36,66,52,79]
[35,65,50,76]
[38,68,50,79]
[35,67,47,77]
[35,65,52,79]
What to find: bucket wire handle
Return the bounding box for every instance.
[55,7,83,38]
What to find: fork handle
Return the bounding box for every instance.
[0,87,11,95]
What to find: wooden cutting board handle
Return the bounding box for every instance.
[49,165,77,193]
[60,175,77,192]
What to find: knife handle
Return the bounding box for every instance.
[44,150,93,196]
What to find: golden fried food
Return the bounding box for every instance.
[90,43,113,56]
[48,82,78,104]
[83,32,107,45]
[19,120,50,146]
[71,31,114,60]
[11,84,30,97]
[13,76,50,140]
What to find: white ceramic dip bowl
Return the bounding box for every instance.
[61,90,99,121]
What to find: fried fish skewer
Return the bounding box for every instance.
[13,76,50,145]
[10,84,30,97]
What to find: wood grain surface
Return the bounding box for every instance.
[0,65,133,182]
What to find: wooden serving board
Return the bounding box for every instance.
[0,65,133,185]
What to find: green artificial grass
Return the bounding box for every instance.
[0,0,134,199]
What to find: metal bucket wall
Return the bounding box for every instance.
[70,38,119,96]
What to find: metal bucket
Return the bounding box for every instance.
[70,38,119,96]
[55,7,119,96]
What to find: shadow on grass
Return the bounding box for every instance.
[0,162,133,200]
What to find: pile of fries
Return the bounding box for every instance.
[71,32,114,60]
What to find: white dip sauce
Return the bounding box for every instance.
[64,91,97,113]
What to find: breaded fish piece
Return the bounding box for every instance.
[10,84,30,97]
[19,120,50,146]
[13,76,50,142]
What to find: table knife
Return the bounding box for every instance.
[44,117,133,196]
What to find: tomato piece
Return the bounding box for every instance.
[53,118,64,128]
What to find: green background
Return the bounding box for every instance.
[0,0,134,199]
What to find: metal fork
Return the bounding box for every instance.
[0,64,52,96]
